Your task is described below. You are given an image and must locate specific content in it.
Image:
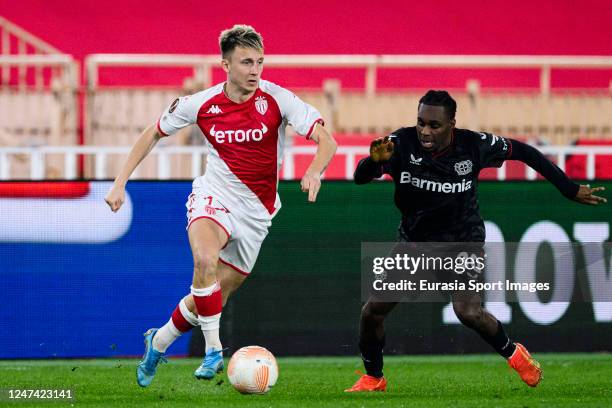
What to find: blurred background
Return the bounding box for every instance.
[0,0,611,359]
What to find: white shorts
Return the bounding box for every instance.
[185,190,270,275]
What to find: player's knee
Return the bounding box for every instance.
[192,251,219,275]
[453,303,484,328]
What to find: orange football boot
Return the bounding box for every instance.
[508,343,542,387]
[345,371,387,392]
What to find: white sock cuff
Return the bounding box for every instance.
[198,312,222,330]
[190,282,220,297]
[166,318,182,337]
[179,299,199,326]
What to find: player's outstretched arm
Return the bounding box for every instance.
[508,139,607,205]
[105,123,163,212]
[300,124,337,202]
[354,136,394,185]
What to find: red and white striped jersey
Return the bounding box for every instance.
[157,80,323,219]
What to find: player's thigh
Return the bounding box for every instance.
[362,299,398,318]
[217,261,248,299]
[450,288,483,315]
[188,217,228,252]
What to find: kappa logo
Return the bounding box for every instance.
[410,154,423,165]
[255,96,268,115]
[454,160,473,176]
[207,105,223,114]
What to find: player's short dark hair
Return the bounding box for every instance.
[419,90,457,120]
[219,25,264,58]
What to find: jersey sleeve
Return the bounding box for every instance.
[156,95,201,137]
[272,85,324,139]
[475,131,512,168]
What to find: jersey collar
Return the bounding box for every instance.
[222,82,260,105]
[431,129,455,159]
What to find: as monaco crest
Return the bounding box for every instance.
[255,96,268,115]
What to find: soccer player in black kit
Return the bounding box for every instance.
[345,90,607,392]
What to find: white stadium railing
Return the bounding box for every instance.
[84,53,612,145]
[2,18,612,181]
[0,145,611,181]
[86,53,612,95]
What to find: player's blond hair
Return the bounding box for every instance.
[219,25,264,58]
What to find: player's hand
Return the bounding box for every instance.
[370,136,394,162]
[301,171,321,202]
[105,183,126,212]
[574,184,607,205]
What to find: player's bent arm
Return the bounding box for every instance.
[114,123,162,186]
[508,139,606,205]
[300,124,337,202]
[354,158,384,185]
[353,157,383,184]
[508,139,579,198]
[305,124,337,175]
[105,124,163,212]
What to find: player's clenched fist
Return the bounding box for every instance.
[105,184,126,212]
[370,136,394,162]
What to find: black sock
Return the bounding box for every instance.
[359,335,385,378]
[481,320,516,359]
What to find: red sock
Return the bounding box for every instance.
[191,282,222,318]
[170,300,198,333]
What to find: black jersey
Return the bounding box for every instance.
[355,127,511,242]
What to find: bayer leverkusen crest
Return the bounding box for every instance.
[255,96,268,115]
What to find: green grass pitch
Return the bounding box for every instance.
[0,354,610,407]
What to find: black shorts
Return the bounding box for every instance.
[391,235,486,299]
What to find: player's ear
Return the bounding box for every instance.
[449,118,456,129]
[221,56,230,74]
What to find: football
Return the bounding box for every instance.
[227,346,278,394]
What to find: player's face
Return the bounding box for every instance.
[416,104,455,152]
[223,46,264,95]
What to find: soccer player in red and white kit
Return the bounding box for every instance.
[104,25,337,387]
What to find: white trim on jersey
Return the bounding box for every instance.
[158,83,224,136]
[258,80,323,137]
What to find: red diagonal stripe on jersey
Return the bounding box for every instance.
[199,90,282,214]
[0,182,90,198]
